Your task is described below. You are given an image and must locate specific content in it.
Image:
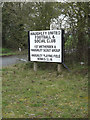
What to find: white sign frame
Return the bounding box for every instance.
[28,30,64,63]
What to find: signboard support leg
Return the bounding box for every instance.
[57,64,62,74]
[34,62,37,72]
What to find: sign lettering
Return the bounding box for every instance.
[29,30,63,63]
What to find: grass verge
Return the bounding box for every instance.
[2,63,88,118]
[0,48,28,56]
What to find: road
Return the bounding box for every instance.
[0,55,28,67]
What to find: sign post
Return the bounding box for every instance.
[28,30,64,72]
[57,29,64,73]
[33,62,37,72]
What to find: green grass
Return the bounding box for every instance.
[0,48,28,56]
[2,63,88,118]
[0,48,10,53]
[0,48,15,56]
[0,52,16,56]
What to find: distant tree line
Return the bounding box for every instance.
[2,2,89,63]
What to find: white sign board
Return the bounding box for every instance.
[29,30,63,63]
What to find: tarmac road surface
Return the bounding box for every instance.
[0,55,28,67]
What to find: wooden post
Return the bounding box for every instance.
[57,64,62,74]
[34,62,37,72]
